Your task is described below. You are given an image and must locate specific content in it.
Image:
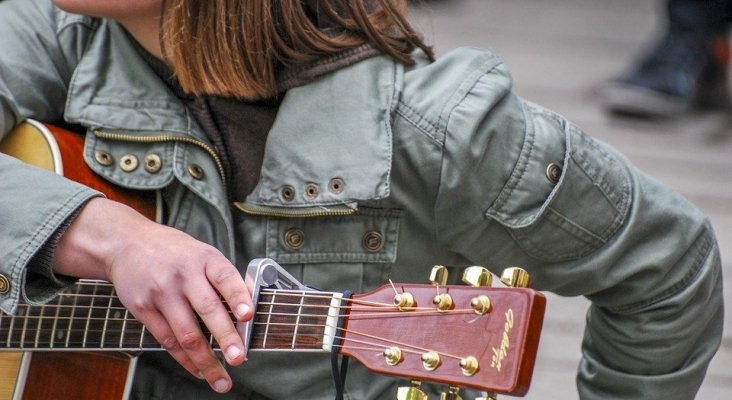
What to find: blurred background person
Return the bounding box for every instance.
[600,0,732,117]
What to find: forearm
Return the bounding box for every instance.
[53,197,152,281]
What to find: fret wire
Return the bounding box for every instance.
[290,294,306,349]
[65,285,79,348]
[50,290,62,348]
[5,314,16,347]
[20,304,30,348]
[120,309,129,348]
[262,292,275,349]
[139,324,146,348]
[82,284,97,347]
[33,303,44,347]
[101,287,114,347]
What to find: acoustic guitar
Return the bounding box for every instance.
[0,120,546,400]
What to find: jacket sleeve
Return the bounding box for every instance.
[434,58,723,399]
[0,0,101,314]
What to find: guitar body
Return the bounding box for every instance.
[0,120,157,400]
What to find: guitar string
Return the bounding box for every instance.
[1,307,479,361]
[0,320,467,362]
[1,290,489,361]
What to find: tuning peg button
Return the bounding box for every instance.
[421,351,441,370]
[430,265,449,286]
[461,266,492,287]
[459,356,479,376]
[383,346,403,365]
[470,295,492,315]
[397,380,429,400]
[439,386,462,400]
[500,267,530,288]
[393,292,415,311]
[475,392,497,400]
[433,293,453,312]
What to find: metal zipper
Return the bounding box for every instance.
[93,128,227,192]
[233,202,357,218]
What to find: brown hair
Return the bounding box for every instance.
[160,0,433,99]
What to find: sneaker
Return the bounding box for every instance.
[600,29,730,117]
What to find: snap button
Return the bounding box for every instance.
[362,231,384,252]
[187,164,205,180]
[281,185,296,201]
[94,150,113,167]
[119,154,139,172]
[144,154,162,173]
[545,162,562,184]
[304,183,319,200]
[0,274,10,294]
[284,228,305,250]
[328,178,345,195]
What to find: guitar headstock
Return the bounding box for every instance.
[339,266,545,397]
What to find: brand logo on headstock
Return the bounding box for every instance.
[491,309,514,372]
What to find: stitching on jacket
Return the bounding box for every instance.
[396,52,504,148]
[490,100,535,216]
[394,104,442,146]
[507,209,602,261]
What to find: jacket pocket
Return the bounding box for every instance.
[264,207,400,264]
[261,207,400,292]
[487,105,632,262]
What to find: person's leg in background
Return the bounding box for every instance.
[601,0,732,117]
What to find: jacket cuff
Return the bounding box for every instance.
[23,205,85,304]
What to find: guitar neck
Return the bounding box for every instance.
[0,281,341,353]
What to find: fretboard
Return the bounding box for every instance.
[0,281,341,353]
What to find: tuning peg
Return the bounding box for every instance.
[397,380,429,400]
[461,266,492,287]
[475,392,497,400]
[430,265,448,286]
[499,267,531,288]
[439,386,462,400]
[393,291,416,311]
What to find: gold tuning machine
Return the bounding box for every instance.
[439,386,462,400]
[461,266,492,287]
[397,380,429,400]
[394,292,416,311]
[500,267,531,288]
[430,265,449,286]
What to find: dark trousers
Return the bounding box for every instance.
[669,0,732,33]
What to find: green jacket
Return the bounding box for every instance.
[0,1,723,399]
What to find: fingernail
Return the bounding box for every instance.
[237,303,250,318]
[226,345,242,361]
[214,379,229,393]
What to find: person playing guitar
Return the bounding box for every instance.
[0,0,723,399]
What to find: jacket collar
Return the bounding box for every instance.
[64,21,198,138]
[247,52,401,206]
[65,20,402,206]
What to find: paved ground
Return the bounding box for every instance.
[410,1,732,399]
